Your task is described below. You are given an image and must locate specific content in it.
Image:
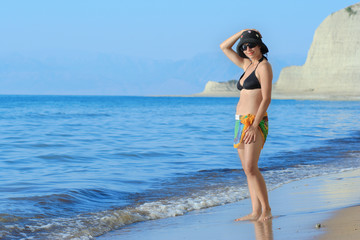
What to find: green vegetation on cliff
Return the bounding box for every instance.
[345,6,357,16]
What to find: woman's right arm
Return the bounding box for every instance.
[220,30,249,69]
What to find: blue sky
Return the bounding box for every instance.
[0,0,359,95]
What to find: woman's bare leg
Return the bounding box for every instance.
[235,129,271,221]
[235,146,261,221]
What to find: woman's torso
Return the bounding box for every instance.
[236,61,265,115]
[236,89,263,115]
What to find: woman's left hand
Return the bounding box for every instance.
[243,125,257,144]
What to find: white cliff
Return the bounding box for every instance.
[273,3,360,100]
[193,80,239,97]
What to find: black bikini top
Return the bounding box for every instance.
[237,57,264,91]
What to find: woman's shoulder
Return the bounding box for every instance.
[256,59,273,79]
[258,59,272,71]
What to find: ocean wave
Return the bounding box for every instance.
[29,143,68,148]
[0,184,250,240]
[112,150,186,159]
[37,154,75,161]
[23,112,112,119]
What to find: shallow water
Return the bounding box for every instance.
[0,96,359,239]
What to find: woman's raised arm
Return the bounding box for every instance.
[220,30,250,69]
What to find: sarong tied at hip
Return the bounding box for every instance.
[234,113,268,149]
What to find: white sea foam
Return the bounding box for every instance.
[1,185,250,239]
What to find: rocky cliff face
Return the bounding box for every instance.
[273,3,360,99]
[193,80,239,97]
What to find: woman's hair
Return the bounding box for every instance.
[260,46,268,55]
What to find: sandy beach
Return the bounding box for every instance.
[319,205,360,240]
[98,168,360,240]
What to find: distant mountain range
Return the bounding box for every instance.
[0,51,303,96]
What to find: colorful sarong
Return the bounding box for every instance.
[234,113,268,148]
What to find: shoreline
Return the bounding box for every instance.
[97,168,360,240]
[271,91,360,101]
[153,91,360,101]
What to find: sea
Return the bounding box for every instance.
[0,95,359,239]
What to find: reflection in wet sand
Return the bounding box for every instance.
[254,219,273,240]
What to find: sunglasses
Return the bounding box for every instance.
[241,43,257,51]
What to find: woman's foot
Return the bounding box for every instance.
[235,212,261,221]
[257,209,272,222]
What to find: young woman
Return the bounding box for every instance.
[220,29,273,221]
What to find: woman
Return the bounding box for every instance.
[220,29,272,222]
